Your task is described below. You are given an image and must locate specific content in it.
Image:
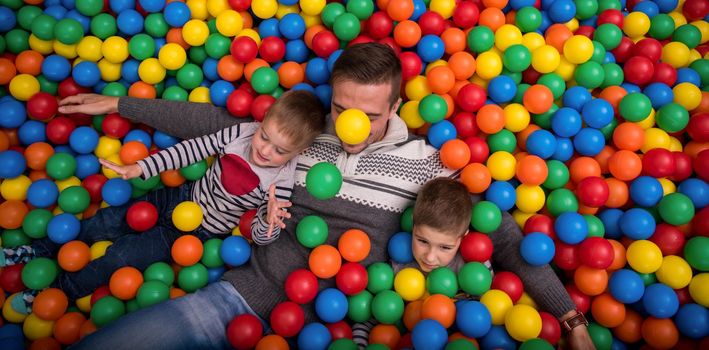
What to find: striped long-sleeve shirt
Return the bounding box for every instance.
[136,122,295,244]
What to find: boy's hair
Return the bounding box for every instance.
[264,90,327,149]
[330,43,402,107]
[413,178,472,236]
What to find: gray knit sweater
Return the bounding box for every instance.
[118,97,576,323]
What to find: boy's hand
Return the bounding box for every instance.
[58,93,120,115]
[99,159,143,180]
[266,184,292,238]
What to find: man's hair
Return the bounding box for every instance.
[413,178,472,236]
[264,90,327,149]
[330,43,402,107]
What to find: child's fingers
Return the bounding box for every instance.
[277,201,292,208]
[268,184,277,200]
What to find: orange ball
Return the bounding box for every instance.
[605,178,629,208]
[244,58,269,81]
[277,61,305,89]
[420,294,456,328]
[476,104,506,134]
[338,229,371,263]
[309,245,342,279]
[109,266,144,300]
[29,337,61,350]
[393,20,421,48]
[516,155,548,185]
[166,28,190,50]
[170,287,187,299]
[440,139,472,170]
[607,239,627,271]
[78,319,97,339]
[516,124,541,152]
[460,163,492,193]
[387,0,415,21]
[544,24,573,53]
[58,240,91,272]
[448,52,476,80]
[479,7,505,31]
[15,50,44,75]
[641,317,679,350]
[369,324,401,349]
[217,55,244,82]
[441,27,466,54]
[160,169,186,187]
[25,142,55,170]
[569,157,601,184]
[612,309,643,343]
[613,123,645,151]
[256,334,289,350]
[441,93,455,119]
[128,81,157,99]
[171,235,204,266]
[608,150,642,181]
[403,299,423,331]
[593,145,616,174]
[0,130,9,152]
[599,86,627,114]
[53,312,86,345]
[33,288,69,321]
[483,0,508,9]
[0,200,29,229]
[523,85,554,114]
[573,265,608,296]
[304,25,326,49]
[591,293,626,328]
[119,141,149,165]
[0,57,17,85]
[426,66,456,94]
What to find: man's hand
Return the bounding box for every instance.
[566,325,596,350]
[99,159,143,180]
[266,184,292,238]
[58,94,120,115]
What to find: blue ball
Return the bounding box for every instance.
[643,83,674,109]
[417,35,445,63]
[653,0,678,13]
[633,0,659,17]
[0,323,23,339]
[27,179,59,208]
[220,236,251,266]
[0,6,17,32]
[117,9,144,36]
[44,5,67,20]
[427,120,457,149]
[314,84,332,108]
[412,319,448,350]
[278,0,298,5]
[411,0,426,21]
[285,39,309,63]
[101,178,132,206]
[42,55,72,82]
[278,13,306,40]
[562,86,592,111]
[110,0,135,13]
[69,126,100,154]
[480,325,516,350]
[139,0,166,13]
[305,57,330,85]
[202,58,219,81]
[573,128,605,156]
[548,0,576,23]
[208,80,234,107]
[581,98,614,129]
[620,208,656,240]
[676,67,701,86]
[630,176,663,207]
[456,300,492,338]
[598,209,624,239]
[121,59,141,83]
[675,303,709,339]
[551,136,574,162]
[47,213,81,244]
[608,268,645,303]
[207,266,226,283]
[509,0,536,9]
[526,129,557,159]
[0,99,27,128]
[297,323,331,350]
[314,288,348,323]
[520,232,555,266]
[611,338,628,350]
[486,181,517,211]
[72,61,101,87]
[163,2,191,27]
[554,212,588,244]
[75,154,100,179]
[488,75,517,103]
[259,18,281,38]
[291,82,315,92]
[153,130,180,149]
[388,232,413,264]
[643,283,679,318]
[0,150,26,179]
[327,50,343,72]
[18,120,47,146]
[678,178,709,209]
[621,82,641,94]
[551,107,582,137]
[124,129,152,149]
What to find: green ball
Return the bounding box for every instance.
[54,18,84,45]
[91,296,126,327]
[0,36,5,54]
[543,160,572,190]
[205,33,231,59]
[371,290,404,324]
[102,82,127,97]
[367,262,394,294]
[532,104,558,130]
[322,3,346,28]
[207,18,217,33]
[270,86,284,99]
[503,44,532,73]
[584,214,605,238]
[136,280,170,309]
[17,6,43,31]
[658,192,695,226]
[601,63,624,88]
[5,29,29,54]
[76,0,104,16]
[656,103,689,133]
[471,201,502,233]
[306,162,343,200]
[684,236,709,271]
[515,7,542,33]
[251,67,280,94]
[587,322,612,350]
[31,14,57,41]
[174,62,204,89]
[547,188,579,217]
[673,24,702,49]
[427,267,458,297]
[163,86,189,101]
[502,70,522,85]
[400,206,414,232]
[201,238,224,268]
[130,175,161,191]
[132,187,149,199]
[179,160,208,180]
[467,26,494,53]
[597,0,621,11]
[648,14,675,40]
[333,13,361,41]
[599,117,618,140]
[639,272,656,286]
[145,13,169,38]
[329,338,359,350]
[46,153,77,180]
[21,257,59,290]
[346,0,374,20]
[419,94,447,123]
[126,299,140,313]
[574,0,598,20]
[90,13,117,39]
[58,186,91,214]
[445,339,479,350]
[178,263,208,292]
[22,208,53,239]
[189,46,209,65]
[513,83,530,104]
[1,229,31,248]
[458,262,492,296]
[519,338,554,350]
[0,0,23,9]
[365,345,389,350]
[593,23,622,50]
[619,93,652,122]
[128,34,156,61]
[143,261,175,286]
[590,41,607,64]
[537,73,566,100]
[689,59,709,87]
[347,290,373,322]
[296,215,328,248]
[574,61,605,89]
[487,129,517,153]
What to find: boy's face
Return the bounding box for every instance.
[250,118,302,168]
[411,224,465,273]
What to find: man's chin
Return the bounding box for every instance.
[342,142,367,154]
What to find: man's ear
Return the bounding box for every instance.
[462,229,470,237]
[389,97,402,118]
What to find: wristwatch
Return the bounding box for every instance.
[561,310,589,332]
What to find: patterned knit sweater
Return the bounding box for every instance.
[118,97,577,323]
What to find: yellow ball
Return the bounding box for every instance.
[102,36,129,64]
[182,20,210,46]
[158,43,188,70]
[487,151,517,181]
[424,59,448,74]
[470,75,489,89]
[207,0,230,17]
[98,58,122,82]
[91,240,113,260]
[563,35,594,64]
[626,240,663,274]
[564,18,579,32]
[56,176,82,192]
[668,136,683,152]
[1,175,32,201]
[504,304,542,342]
[186,0,209,20]
[480,289,513,325]
[95,136,122,159]
[302,13,322,28]
[516,184,545,213]
[532,45,561,73]
[555,56,577,82]
[405,75,432,101]
[28,35,54,55]
[232,226,242,236]
[101,154,124,179]
[635,108,656,129]
[495,24,523,52]
[673,82,702,110]
[691,20,709,43]
[656,255,693,289]
[512,209,535,228]
[23,313,54,341]
[394,267,426,301]
[429,0,456,19]
[275,4,299,19]
[521,32,545,51]
[76,294,92,313]
[9,74,40,101]
[662,41,691,68]
[300,0,326,16]
[53,41,78,59]
[190,86,212,103]
[669,11,687,28]
[688,273,709,307]
[251,0,278,19]
[476,51,503,80]
[335,109,371,145]
[516,291,538,309]
[138,58,167,84]
[3,294,28,323]
[400,101,426,129]
[237,28,262,46]
[504,103,530,132]
[641,128,671,153]
[172,201,204,231]
[216,10,243,37]
[77,36,104,62]
[623,12,651,38]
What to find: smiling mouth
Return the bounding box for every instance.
[255,151,268,163]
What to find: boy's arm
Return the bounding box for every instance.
[250,167,295,245]
[352,319,379,349]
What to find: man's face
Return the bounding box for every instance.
[330,80,401,154]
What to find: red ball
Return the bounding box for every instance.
[670,151,693,182]
[554,241,580,271]
[227,314,263,350]
[0,263,26,293]
[523,214,556,238]
[652,62,677,86]
[565,284,591,313]
[90,285,111,306]
[227,89,254,118]
[102,113,131,139]
[611,36,635,64]
[327,320,353,340]
[452,1,479,29]
[285,269,319,304]
[270,301,305,338]
[238,81,257,96]
[399,52,423,81]
[126,201,158,232]
[348,34,375,46]
[238,209,257,240]
[459,232,493,263]
[575,25,595,39]
[649,224,686,256]
[522,66,542,84]
[490,271,524,303]
[456,83,486,112]
[81,174,107,203]
[228,0,251,11]
[312,31,340,58]
[623,56,654,85]
[464,136,489,164]
[57,78,91,99]
[230,36,259,64]
[576,176,610,208]
[632,38,663,62]
[367,11,393,39]
[596,9,624,27]
[250,94,276,122]
[378,37,401,56]
[683,0,709,21]
[418,11,446,36]
[451,112,478,139]
[335,262,368,296]
[46,116,76,145]
[27,92,58,120]
[693,206,709,236]
[694,149,709,181]
[578,237,614,269]
[675,287,692,306]
[539,311,562,345]
[687,113,709,142]
[258,37,286,63]
[642,148,676,178]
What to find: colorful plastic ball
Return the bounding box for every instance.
[520,232,555,266]
[335,109,371,145]
[9,74,40,101]
[609,269,645,304]
[470,201,502,234]
[315,288,348,323]
[412,319,447,350]
[620,208,656,240]
[0,99,27,128]
[656,255,692,290]
[394,267,425,301]
[41,55,71,83]
[285,268,318,305]
[486,181,517,211]
[218,235,249,267]
[526,130,557,159]
[26,179,59,209]
[371,290,404,324]
[428,120,457,149]
[685,237,709,273]
[629,176,663,207]
[295,323,330,350]
[47,213,80,244]
[295,215,328,248]
[467,26,494,53]
[674,303,709,339]
[22,257,59,290]
[554,212,588,244]
[125,201,158,232]
[551,107,582,137]
[336,262,368,296]
[487,76,517,103]
[573,128,605,156]
[656,103,688,133]
[575,176,609,208]
[626,240,663,274]
[455,300,492,338]
[305,162,342,200]
[658,193,695,226]
[642,283,679,318]
[177,263,208,292]
[0,150,26,179]
[581,98,614,129]
[504,304,542,342]
[456,83,487,112]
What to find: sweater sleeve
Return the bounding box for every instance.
[250,165,295,245]
[352,319,379,349]
[488,211,577,318]
[117,97,249,140]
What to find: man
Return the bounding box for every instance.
[61,43,594,349]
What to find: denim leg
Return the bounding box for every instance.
[70,281,268,350]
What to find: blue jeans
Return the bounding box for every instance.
[33,183,211,300]
[70,281,268,350]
